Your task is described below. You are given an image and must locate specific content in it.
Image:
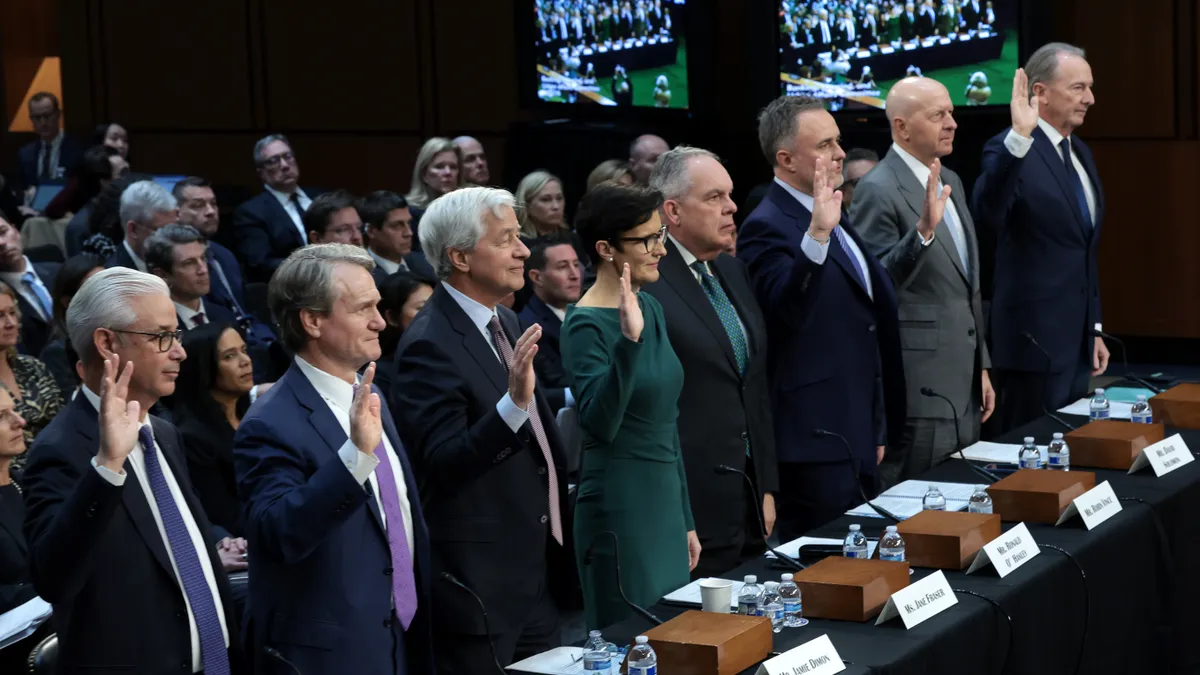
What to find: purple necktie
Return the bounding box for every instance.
[367,432,419,630]
[137,426,230,675]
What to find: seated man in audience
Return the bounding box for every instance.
[839,148,880,214]
[453,136,492,186]
[358,190,436,283]
[629,133,670,185]
[233,134,322,282]
[0,215,58,355]
[16,92,84,192]
[303,190,365,248]
[107,180,179,271]
[518,236,581,413]
[145,224,235,330]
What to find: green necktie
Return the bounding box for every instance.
[692,261,748,374]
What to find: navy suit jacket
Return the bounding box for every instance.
[972,127,1105,374]
[738,182,906,469]
[177,300,236,331]
[232,189,323,283]
[16,134,85,189]
[2,261,59,356]
[368,252,437,287]
[104,244,139,271]
[517,295,569,412]
[234,363,433,675]
[205,241,277,343]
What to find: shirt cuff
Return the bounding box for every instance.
[1094,323,1103,333]
[920,230,936,246]
[564,388,575,409]
[91,457,127,486]
[800,232,830,264]
[1003,129,1034,158]
[497,393,531,433]
[337,440,381,485]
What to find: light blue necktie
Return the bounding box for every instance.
[939,194,970,275]
[22,271,53,320]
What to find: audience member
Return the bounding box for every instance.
[15,92,84,190]
[22,268,246,672]
[518,236,582,413]
[516,170,592,271]
[233,134,323,282]
[404,137,464,249]
[393,187,572,672]
[65,172,146,257]
[850,77,992,480]
[40,253,104,399]
[359,190,437,282]
[235,244,433,675]
[839,147,879,213]
[644,146,778,577]
[628,133,669,185]
[108,180,179,271]
[376,271,435,404]
[585,159,634,193]
[0,387,40,675]
[0,215,59,355]
[42,144,127,221]
[303,190,364,247]
[453,135,492,186]
[739,96,906,539]
[94,122,130,159]
[145,224,236,330]
[0,284,63,469]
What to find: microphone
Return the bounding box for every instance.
[1093,329,1162,393]
[919,387,1001,482]
[713,464,805,570]
[440,572,507,675]
[1021,331,1078,431]
[584,532,664,626]
[812,428,902,522]
[264,646,303,675]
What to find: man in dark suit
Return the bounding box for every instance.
[900,2,918,40]
[233,244,432,675]
[393,187,572,674]
[15,92,84,190]
[739,96,906,541]
[232,134,322,282]
[517,236,582,414]
[144,224,238,331]
[850,78,994,481]
[22,267,245,674]
[0,216,58,355]
[644,146,778,576]
[358,191,437,284]
[961,0,983,29]
[106,180,180,272]
[973,44,1108,431]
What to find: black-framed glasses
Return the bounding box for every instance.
[110,329,183,353]
[616,225,668,253]
[259,151,296,168]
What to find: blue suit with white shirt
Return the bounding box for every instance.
[233,359,433,675]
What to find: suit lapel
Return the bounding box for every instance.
[434,285,508,394]
[886,152,969,285]
[711,254,760,353]
[265,193,305,248]
[660,242,740,373]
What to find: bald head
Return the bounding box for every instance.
[454,136,490,185]
[629,134,669,185]
[885,77,957,164]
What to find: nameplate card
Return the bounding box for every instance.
[1129,434,1194,477]
[874,570,957,629]
[966,522,1040,578]
[755,634,845,675]
[1055,480,1122,529]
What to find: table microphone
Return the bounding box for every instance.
[919,387,1002,483]
[1093,329,1163,393]
[440,572,507,675]
[264,646,303,675]
[1020,331,1078,431]
[812,429,903,522]
[713,464,805,570]
[584,532,664,626]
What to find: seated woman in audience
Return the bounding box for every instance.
[405,137,464,247]
[0,286,63,471]
[172,322,255,537]
[40,253,106,399]
[94,121,130,159]
[43,145,129,220]
[586,159,634,193]
[516,170,592,309]
[562,182,699,629]
[376,271,434,400]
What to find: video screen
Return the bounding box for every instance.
[778,0,1018,110]
[534,1,689,109]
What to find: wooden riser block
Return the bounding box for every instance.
[1149,383,1200,430]
[1066,420,1164,470]
[987,469,1095,523]
[897,510,1002,569]
[643,610,772,675]
[793,556,910,622]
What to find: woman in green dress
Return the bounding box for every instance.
[562,183,701,629]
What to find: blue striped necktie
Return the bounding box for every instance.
[1059,138,1092,226]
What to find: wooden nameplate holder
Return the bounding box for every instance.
[642,610,771,675]
[1149,384,1200,429]
[793,556,910,622]
[1065,420,1165,469]
[987,469,1095,523]
[897,510,1001,569]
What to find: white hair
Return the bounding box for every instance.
[118,180,177,227]
[649,145,721,201]
[66,267,170,367]
[419,187,516,280]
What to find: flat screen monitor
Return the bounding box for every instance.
[152,175,188,194]
[30,184,64,212]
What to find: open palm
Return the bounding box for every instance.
[97,355,141,470]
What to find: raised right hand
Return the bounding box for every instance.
[350,363,382,456]
[618,263,644,342]
[916,158,951,240]
[97,355,140,473]
[1011,68,1039,138]
[809,156,843,241]
[508,324,542,410]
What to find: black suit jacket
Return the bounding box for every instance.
[21,395,245,674]
[104,243,140,271]
[176,408,242,537]
[0,471,34,613]
[177,300,237,331]
[642,242,778,566]
[2,261,59,356]
[232,188,323,282]
[517,295,569,413]
[391,284,574,636]
[17,134,85,189]
[368,252,437,287]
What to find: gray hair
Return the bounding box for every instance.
[405,137,464,209]
[144,224,206,274]
[1025,43,1087,97]
[514,170,562,237]
[757,95,826,166]
[119,181,177,228]
[66,267,170,367]
[419,187,516,280]
[253,133,291,165]
[268,244,376,353]
[649,145,721,201]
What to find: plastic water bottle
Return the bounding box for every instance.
[843,524,868,558]
[1090,388,1111,420]
[583,630,614,673]
[968,485,993,514]
[628,636,657,675]
[922,485,947,511]
[761,581,785,632]
[1131,395,1153,424]
[778,573,807,627]
[1019,436,1041,469]
[878,525,906,562]
[1047,432,1070,471]
[737,575,763,616]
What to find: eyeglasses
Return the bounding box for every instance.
[110,329,183,353]
[29,111,59,123]
[259,151,296,168]
[616,225,668,253]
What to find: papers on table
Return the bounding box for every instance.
[845,480,974,519]
[507,646,626,674]
[1058,397,1134,419]
[960,441,1048,465]
[0,596,51,650]
[765,536,877,561]
[662,577,745,609]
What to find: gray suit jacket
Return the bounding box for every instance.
[848,147,990,425]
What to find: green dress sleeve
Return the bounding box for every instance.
[561,305,643,445]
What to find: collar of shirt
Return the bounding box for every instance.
[369,249,401,276]
[264,184,309,209]
[891,142,936,187]
[1037,116,1068,147]
[80,383,152,429]
[548,304,566,323]
[174,298,207,326]
[122,239,148,273]
[42,131,63,151]
[0,257,34,288]
[294,355,358,413]
[667,232,711,278]
[773,176,816,213]
[441,281,498,334]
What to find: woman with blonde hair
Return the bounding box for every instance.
[516,170,592,282]
[405,137,465,250]
[585,159,634,193]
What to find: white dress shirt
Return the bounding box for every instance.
[891,143,968,267]
[85,387,229,673]
[175,299,209,329]
[0,257,52,321]
[441,281,531,432]
[293,357,416,555]
[369,249,409,276]
[264,185,312,244]
[123,239,148,273]
[1003,118,1097,226]
[773,177,873,299]
[667,234,749,345]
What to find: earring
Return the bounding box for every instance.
[607,257,614,262]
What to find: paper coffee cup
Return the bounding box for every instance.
[699,578,734,613]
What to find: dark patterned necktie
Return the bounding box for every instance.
[691,262,748,374]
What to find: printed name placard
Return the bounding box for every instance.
[966,522,1040,578]
[1055,480,1122,530]
[874,570,958,629]
[1129,434,1194,477]
[755,634,845,675]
